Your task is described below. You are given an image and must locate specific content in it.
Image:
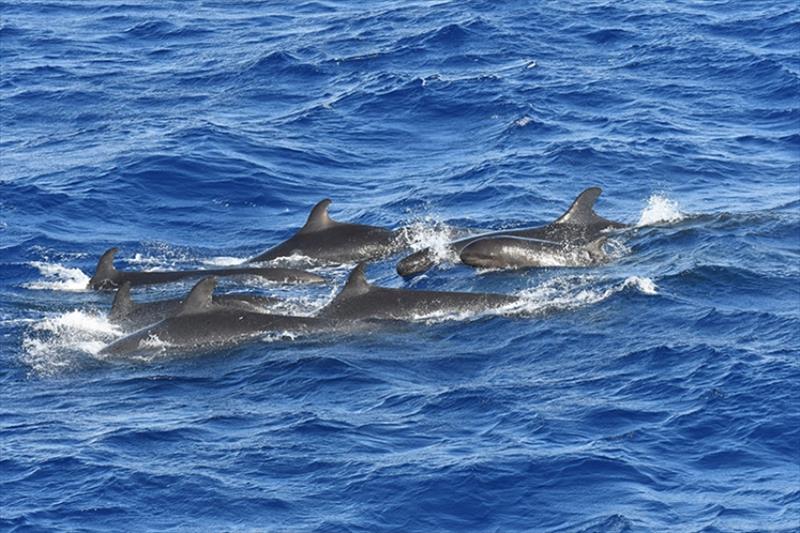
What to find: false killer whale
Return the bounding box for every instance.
[109,281,282,330]
[459,235,609,270]
[318,263,518,321]
[88,247,325,290]
[248,199,404,265]
[396,187,626,277]
[100,277,352,356]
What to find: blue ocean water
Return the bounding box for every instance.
[1,0,799,530]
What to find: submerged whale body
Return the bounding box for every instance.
[109,281,282,330]
[88,247,325,290]
[248,199,404,265]
[318,263,518,321]
[396,187,626,277]
[100,277,350,356]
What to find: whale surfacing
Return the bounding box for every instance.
[100,277,347,356]
[318,263,518,321]
[109,281,282,330]
[88,247,324,290]
[459,236,609,270]
[396,187,626,276]
[248,199,405,265]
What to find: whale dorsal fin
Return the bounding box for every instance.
[339,262,372,298]
[179,277,217,315]
[554,187,606,226]
[110,282,134,320]
[89,247,120,288]
[299,199,335,233]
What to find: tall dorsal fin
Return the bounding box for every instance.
[339,262,372,298]
[299,199,335,233]
[89,247,120,288]
[109,282,134,320]
[554,187,606,226]
[179,276,217,315]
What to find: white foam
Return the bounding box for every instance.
[505,274,657,316]
[259,330,300,343]
[404,274,656,325]
[513,116,533,127]
[637,194,684,226]
[202,256,246,267]
[24,262,91,291]
[398,218,461,264]
[622,276,658,295]
[138,334,171,351]
[126,244,192,268]
[21,310,122,375]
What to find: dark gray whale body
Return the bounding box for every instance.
[459,235,609,270]
[109,281,281,330]
[100,277,347,356]
[88,247,325,290]
[248,199,404,265]
[396,187,626,276]
[318,263,518,321]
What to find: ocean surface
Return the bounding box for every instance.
[1,1,799,531]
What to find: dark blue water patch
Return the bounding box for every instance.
[2,0,800,531]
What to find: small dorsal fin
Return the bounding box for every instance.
[299,199,335,233]
[339,262,372,297]
[554,187,605,226]
[179,277,217,315]
[109,282,134,320]
[89,247,120,288]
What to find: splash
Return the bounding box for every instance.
[397,217,462,264]
[506,274,658,317]
[637,194,684,226]
[24,261,91,291]
[513,116,534,127]
[202,256,246,267]
[137,334,172,351]
[127,247,193,270]
[409,274,657,325]
[259,330,300,343]
[623,276,658,295]
[21,309,122,375]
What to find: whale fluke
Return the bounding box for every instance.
[299,199,335,233]
[179,277,217,315]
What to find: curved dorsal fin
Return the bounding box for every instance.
[179,276,217,315]
[89,247,120,288]
[339,262,372,298]
[299,199,335,233]
[109,282,134,320]
[554,187,605,226]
